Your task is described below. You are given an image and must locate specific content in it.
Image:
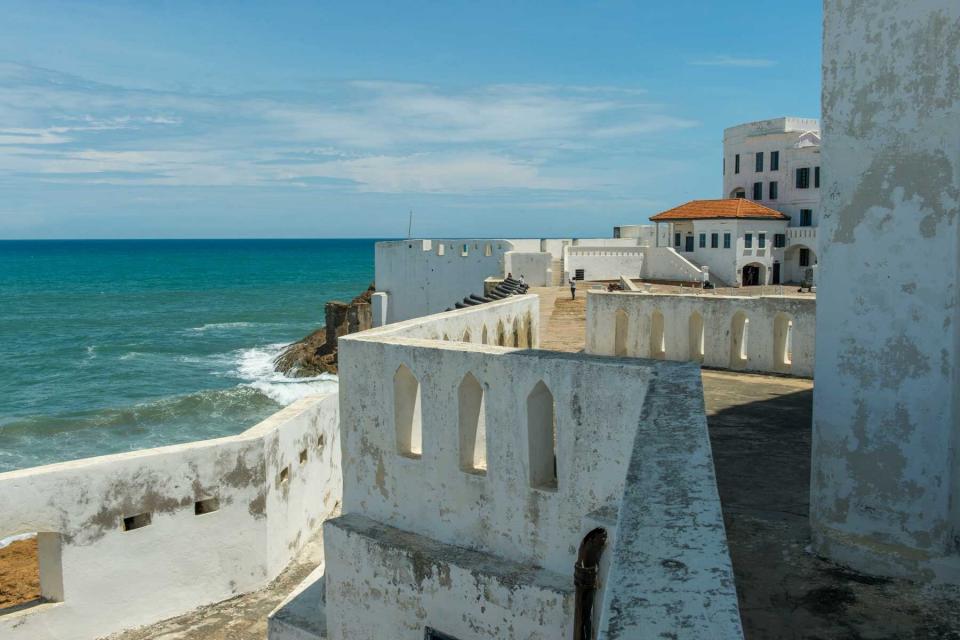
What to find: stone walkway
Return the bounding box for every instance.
[530,285,586,352]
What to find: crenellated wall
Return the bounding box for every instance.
[586,290,815,377]
[0,394,342,640]
[323,295,742,639]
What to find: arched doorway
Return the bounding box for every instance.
[741,262,766,286]
[730,187,746,199]
[784,244,818,284]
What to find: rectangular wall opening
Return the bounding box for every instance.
[122,513,152,531]
[194,497,220,515]
[0,532,64,615]
[299,448,308,464]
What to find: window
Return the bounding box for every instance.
[711,232,719,248]
[799,248,811,267]
[774,233,786,248]
[458,373,487,474]
[394,364,423,458]
[758,233,766,249]
[735,154,740,174]
[699,233,706,248]
[770,151,780,171]
[723,232,731,249]
[527,381,557,490]
[745,233,753,248]
[800,209,812,226]
[796,167,810,189]
[733,188,746,199]
[769,181,778,200]
[674,232,681,247]
[815,166,820,188]
[574,268,585,280]
[755,152,764,172]
[753,182,763,200]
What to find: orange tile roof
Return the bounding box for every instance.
[649,199,790,221]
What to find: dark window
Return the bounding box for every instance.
[800,209,812,226]
[769,181,778,200]
[796,167,810,189]
[574,268,585,280]
[699,233,706,248]
[745,233,753,248]
[674,232,681,247]
[753,182,763,200]
[815,166,820,188]
[774,233,786,248]
[735,154,740,174]
[723,233,731,249]
[711,233,719,248]
[770,150,780,171]
[755,152,764,172]
[799,248,811,267]
[758,233,766,249]
[734,189,746,199]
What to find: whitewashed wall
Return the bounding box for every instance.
[375,239,516,323]
[564,246,703,283]
[0,394,342,640]
[811,0,960,582]
[324,296,741,638]
[586,291,815,377]
[504,251,552,286]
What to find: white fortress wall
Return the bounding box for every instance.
[320,295,741,638]
[375,239,517,323]
[503,251,552,286]
[586,291,815,377]
[811,0,960,581]
[641,246,705,282]
[565,245,704,283]
[0,394,342,640]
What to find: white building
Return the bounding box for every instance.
[723,117,821,284]
[650,199,790,286]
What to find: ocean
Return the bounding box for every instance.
[0,239,377,473]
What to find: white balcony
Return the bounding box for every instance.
[787,226,817,246]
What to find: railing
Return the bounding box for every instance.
[787,227,817,243]
[566,246,644,257]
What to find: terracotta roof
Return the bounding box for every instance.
[649,199,790,221]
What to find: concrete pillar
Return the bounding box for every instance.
[371,292,388,327]
[811,0,960,581]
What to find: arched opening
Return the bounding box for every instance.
[688,312,705,362]
[442,333,449,341]
[458,373,487,474]
[496,321,506,347]
[650,310,666,359]
[526,314,535,348]
[0,532,64,615]
[484,243,493,257]
[437,243,445,256]
[729,312,749,369]
[774,313,793,372]
[527,381,557,490]
[462,329,472,343]
[730,187,746,199]
[393,364,422,458]
[784,244,818,284]
[741,262,766,286]
[614,309,628,356]
[517,318,529,348]
[512,318,521,347]
[481,326,489,344]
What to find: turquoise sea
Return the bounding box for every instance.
[0,239,377,473]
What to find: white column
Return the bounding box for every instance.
[812,0,960,581]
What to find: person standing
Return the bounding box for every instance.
[569,277,576,299]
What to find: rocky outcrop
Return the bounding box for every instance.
[273,284,374,377]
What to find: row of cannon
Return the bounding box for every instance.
[448,276,530,311]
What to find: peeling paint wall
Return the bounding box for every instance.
[586,291,815,377]
[0,394,342,640]
[812,0,960,580]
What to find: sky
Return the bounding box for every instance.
[0,1,822,239]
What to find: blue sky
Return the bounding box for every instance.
[0,1,822,238]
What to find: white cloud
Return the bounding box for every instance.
[0,63,698,194]
[689,55,777,68]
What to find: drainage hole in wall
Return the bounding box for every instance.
[299,449,308,464]
[122,513,152,531]
[194,497,220,515]
[279,466,290,485]
[317,434,325,450]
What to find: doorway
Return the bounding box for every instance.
[772,262,781,284]
[742,264,760,286]
[685,235,694,252]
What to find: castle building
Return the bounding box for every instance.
[723,117,821,284]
